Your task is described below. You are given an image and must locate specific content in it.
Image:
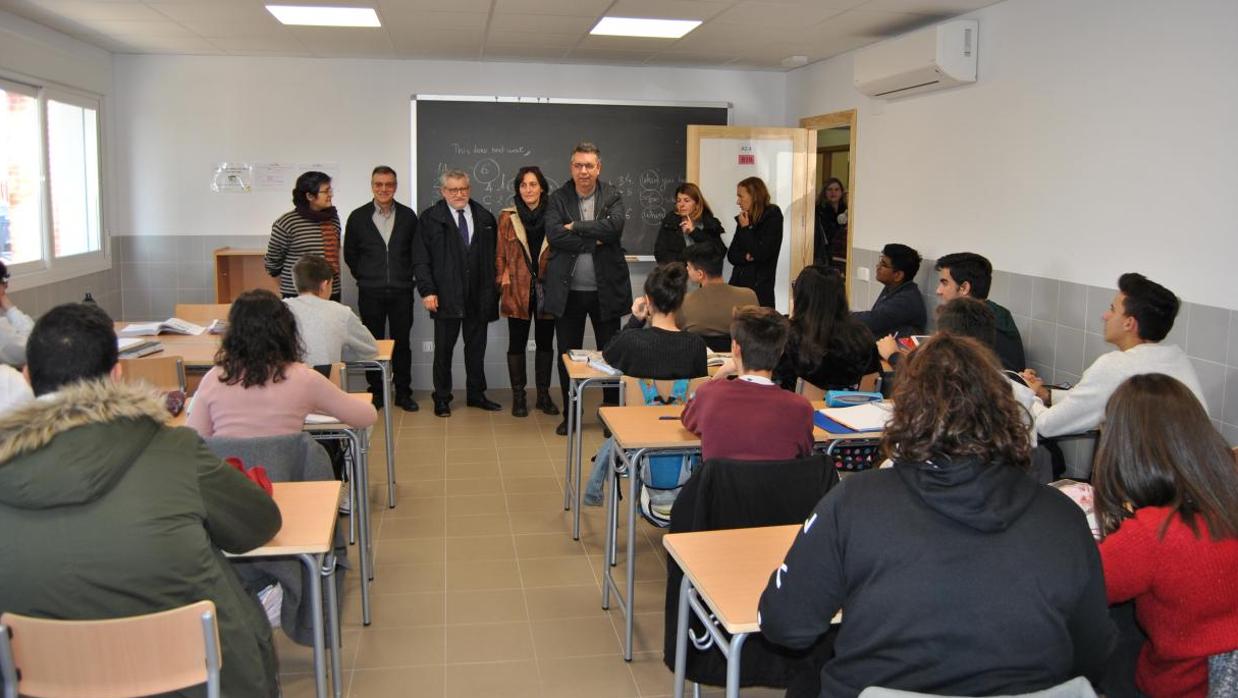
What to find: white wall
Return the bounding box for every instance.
[111,54,787,240]
[787,0,1238,310]
[0,10,111,95]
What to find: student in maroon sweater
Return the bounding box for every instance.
[682,306,814,462]
[1092,374,1238,698]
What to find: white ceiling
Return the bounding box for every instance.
[0,0,1001,71]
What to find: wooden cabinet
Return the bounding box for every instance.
[214,247,279,302]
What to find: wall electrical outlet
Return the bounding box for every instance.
[422,341,434,353]
[856,266,871,281]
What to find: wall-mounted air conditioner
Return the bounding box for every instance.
[853,19,978,99]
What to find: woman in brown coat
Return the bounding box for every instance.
[496,166,559,417]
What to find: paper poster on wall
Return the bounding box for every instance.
[297,162,339,180]
[211,162,252,193]
[253,162,298,191]
[738,145,755,166]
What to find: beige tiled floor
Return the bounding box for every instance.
[272,389,782,697]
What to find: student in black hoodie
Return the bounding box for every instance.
[758,334,1115,698]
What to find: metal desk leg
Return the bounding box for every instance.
[323,552,342,698]
[350,429,373,626]
[725,633,750,698]
[673,575,691,698]
[380,361,395,508]
[563,377,577,511]
[623,446,641,661]
[571,377,589,540]
[299,553,328,698]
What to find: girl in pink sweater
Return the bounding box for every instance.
[188,290,377,438]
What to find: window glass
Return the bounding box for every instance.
[0,83,43,264]
[48,99,101,257]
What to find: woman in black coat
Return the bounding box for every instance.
[727,176,782,307]
[653,182,724,264]
[813,177,848,269]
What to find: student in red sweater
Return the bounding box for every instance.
[681,306,814,461]
[1093,373,1238,698]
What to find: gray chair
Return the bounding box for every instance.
[1210,649,1238,698]
[858,677,1098,698]
[203,432,346,647]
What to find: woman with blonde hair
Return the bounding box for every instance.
[653,182,723,264]
[728,176,782,307]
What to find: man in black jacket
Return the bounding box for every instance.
[543,142,633,435]
[854,242,927,338]
[344,166,419,411]
[412,169,501,417]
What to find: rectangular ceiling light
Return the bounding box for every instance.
[266,5,381,27]
[590,16,701,39]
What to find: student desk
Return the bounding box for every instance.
[560,354,625,541]
[598,402,874,661]
[122,324,400,512]
[664,525,796,698]
[230,481,344,698]
[171,392,378,629]
[304,393,376,628]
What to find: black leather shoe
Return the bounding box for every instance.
[433,401,451,418]
[395,395,420,412]
[555,419,568,436]
[466,395,502,411]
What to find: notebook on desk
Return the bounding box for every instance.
[814,402,891,433]
[119,317,207,337]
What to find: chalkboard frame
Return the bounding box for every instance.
[411,95,732,261]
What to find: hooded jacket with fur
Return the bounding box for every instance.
[758,458,1116,698]
[0,379,282,697]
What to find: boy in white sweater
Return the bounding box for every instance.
[1017,273,1205,437]
[284,255,378,370]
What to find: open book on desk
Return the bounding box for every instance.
[705,350,732,368]
[814,401,891,433]
[120,318,207,337]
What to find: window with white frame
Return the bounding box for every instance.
[0,76,105,277]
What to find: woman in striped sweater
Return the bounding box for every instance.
[265,171,342,300]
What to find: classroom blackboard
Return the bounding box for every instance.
[413,98,729,258]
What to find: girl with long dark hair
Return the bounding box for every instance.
[773,264,876,391]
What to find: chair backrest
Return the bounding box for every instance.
[311,362,345,388]
[204,431,333,483]
[0,601,221,698]
[173,303,231,326]
[674,454,840,533]
[1210,649,1238,698]
[120,355,186,393]
[621,376,708,405]
[796,378,826,402]
[857,676,1098,698]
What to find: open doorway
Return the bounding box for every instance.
[800,109,857,289]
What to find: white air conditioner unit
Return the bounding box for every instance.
[854,19,978,99]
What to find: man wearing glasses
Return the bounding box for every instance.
[412,169,501,417]
[0,260,34,367]
[543,142,632,435]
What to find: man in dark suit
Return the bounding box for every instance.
[344,166,419,411]
[412,169,501,417]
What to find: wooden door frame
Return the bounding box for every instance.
[799,109,858,299]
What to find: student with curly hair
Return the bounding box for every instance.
[187,289,376,438]
[759,334,1115,697]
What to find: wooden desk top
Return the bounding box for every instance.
[231,481,341,558]
[118,327,394,367]
[598,400,883,450]
[663,525,799,635]
[561,353,619,381]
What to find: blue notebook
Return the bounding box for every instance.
[814,411,859,434]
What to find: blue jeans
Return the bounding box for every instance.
[583,437,615,506]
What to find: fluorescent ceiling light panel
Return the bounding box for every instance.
[590,16,701,39]
[266,5,381,27]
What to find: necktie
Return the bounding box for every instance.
[457,209,470,247]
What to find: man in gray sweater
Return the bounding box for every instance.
[284,255,378,368]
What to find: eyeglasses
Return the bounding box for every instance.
[443,187,470,195]
[570,163,598,171]
[316,188,333,196]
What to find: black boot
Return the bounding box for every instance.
[507,353,528,417]
[534,350,560,415]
